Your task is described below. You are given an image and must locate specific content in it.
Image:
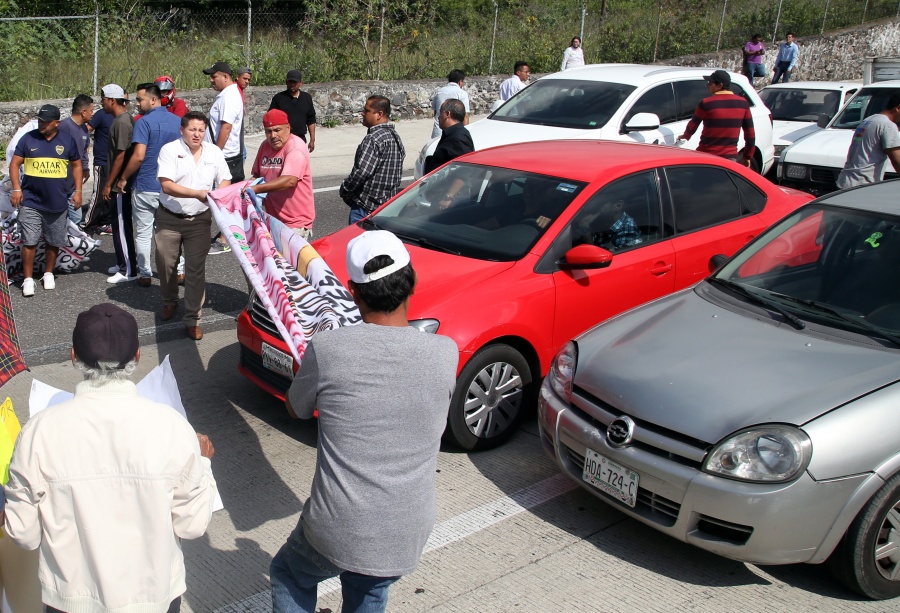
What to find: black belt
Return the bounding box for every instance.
[160,206,204,220]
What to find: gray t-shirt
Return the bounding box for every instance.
[837,113,900,189]
[107,113,135,194]
[287,323,458,576]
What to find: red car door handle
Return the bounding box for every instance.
[651,263,673,275]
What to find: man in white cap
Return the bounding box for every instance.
[270,231,458,613]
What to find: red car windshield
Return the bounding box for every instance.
[368,163,586,261]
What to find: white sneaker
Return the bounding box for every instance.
[42,273,55,290]
[108,265,122,274]
[107,272,138,284]
[22,278,35,297]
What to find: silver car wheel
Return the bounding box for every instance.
[874,499,900,581]
[463,361,523,438]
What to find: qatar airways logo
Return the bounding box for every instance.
[261,156,283,166]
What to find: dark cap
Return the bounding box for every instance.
[202,61,232,75]
[286,69,303,82]
[704,69,731,88]
[237,67,252,76]
[72,303,139,369]
[36,104,61,121]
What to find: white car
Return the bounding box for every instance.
[758,81,859,165]
[416,64,775,177]
[779,80,900,196]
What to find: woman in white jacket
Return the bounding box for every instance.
[561,36,585,71]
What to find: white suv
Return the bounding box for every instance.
[416,64,775,177]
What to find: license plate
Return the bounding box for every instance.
[582,449,639,508]
[261,342,294,379]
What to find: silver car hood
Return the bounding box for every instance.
[574,287,900,444]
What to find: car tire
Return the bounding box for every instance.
[445,344,533,451]
[749,155,761,174]
[828,472,900,600]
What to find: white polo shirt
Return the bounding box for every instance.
[157,138,231,216]
[205,83,244,158]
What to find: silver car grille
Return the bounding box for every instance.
[570,386,710,469]
[249,295,280,338]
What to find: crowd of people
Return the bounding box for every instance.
[5,29,899,613]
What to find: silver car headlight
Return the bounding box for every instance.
[703,425,812,483]
[549,341,577,404]
[409,318,440,333]
[784,164,808,180]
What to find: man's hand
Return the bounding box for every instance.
[10,190,22,207]
[742,157,752,168]
[102,184,112,201]
[196,190,208,205]
[72,192,83,209]
[82,168,90,183]
[197,433,215,459]
[117,178,128,193]
[308,138,315,153]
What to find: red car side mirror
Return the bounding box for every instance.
[559,244,613,270]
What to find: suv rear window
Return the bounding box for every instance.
[491,79,637,130]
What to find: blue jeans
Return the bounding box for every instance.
[348,206,368,225]
[270,521,399,613]
[772,61,792,83]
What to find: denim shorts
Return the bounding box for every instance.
[18,205,67,247]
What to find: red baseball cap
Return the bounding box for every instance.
[263,109,290,128]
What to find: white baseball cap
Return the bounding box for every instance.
[101,84,126,99]
[346,230,411,284]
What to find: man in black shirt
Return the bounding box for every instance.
[269,69,317,152]
[423,99,474,176]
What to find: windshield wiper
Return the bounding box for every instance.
[771,294,900,348]
[708,278,806,330]
[391,231,461,256]
[359,217,382,230]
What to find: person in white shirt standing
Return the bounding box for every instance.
[430,69,469,138]
[561,36,585,70]
[203,61,244,255]
[156,111,231,341]
[499,61,530,101]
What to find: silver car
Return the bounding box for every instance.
[539,180,900,600]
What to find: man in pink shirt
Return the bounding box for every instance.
[250,109,315,238]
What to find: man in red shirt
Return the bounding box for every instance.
[679,70,755,167]
[249,109,315,238]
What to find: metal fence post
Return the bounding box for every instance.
[489,1,498,73]
[716,0,728,53]
[772,0,784,43]
[378,1,385,80]
[653,1,662,62]
[580,1,587,42]
[822,0,830,34]
[862,0,869,24]
[247,0,252,68]
[93,0,99,95]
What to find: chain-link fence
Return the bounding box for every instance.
[1,0,899,103]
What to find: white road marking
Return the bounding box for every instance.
[213,473,577,612]
[312,176,414,194]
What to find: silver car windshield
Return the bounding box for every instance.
[831,87,900,130]
[490,79,637,130]
[713,204,900,338]
[366,163,586,261]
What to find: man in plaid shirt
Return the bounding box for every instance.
[340,96,405,224]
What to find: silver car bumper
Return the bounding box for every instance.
[538,383,867,565]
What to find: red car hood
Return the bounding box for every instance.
[312,226,517,316]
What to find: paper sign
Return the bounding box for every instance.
[26,356,223,512]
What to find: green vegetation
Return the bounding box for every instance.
[1,0,897,102]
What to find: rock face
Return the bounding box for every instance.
[2,18,897,145]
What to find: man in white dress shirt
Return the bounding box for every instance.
[155,111,231,341]
[499,61,530,101]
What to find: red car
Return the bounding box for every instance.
[237,140,813,450]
